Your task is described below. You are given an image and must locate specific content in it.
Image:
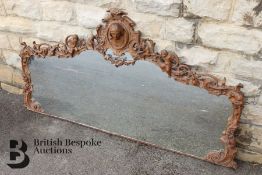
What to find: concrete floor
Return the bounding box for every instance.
[0,90,262,174]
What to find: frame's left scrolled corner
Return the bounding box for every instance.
[26,99,44,113]
[19,42,44,113]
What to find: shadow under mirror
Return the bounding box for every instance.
[30,50,232,158]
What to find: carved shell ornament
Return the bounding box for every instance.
[20,8,244,169]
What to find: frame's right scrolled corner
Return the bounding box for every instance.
[204,83,245,169]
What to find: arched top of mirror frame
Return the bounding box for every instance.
[19,8,244,169]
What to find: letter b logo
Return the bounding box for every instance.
[7,140,30,169]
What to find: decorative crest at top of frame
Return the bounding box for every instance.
[96,8,139,55]
[87,8,157,65]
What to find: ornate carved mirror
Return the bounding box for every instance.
[20,9,244,169]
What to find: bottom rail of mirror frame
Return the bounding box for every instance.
[25,108,238,169]
[21,53,244,169]
[28,109,208,159]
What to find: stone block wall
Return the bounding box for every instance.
[0,0,262,163]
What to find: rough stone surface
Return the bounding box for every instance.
[161,18,195,43]
[0,32,21,51]
[12,69,24,87]
[0,2,7,16]
[0,64,13,84]
[0,33,11,50]
[6,34,21,51]
[0,49,3,61]
[133,0,182,17]
[75,5,106,28]
[237,148,262,164]
[2,50,21,69]
[258,95,262,105]
[95,0,121,8]
[34,21,91,42]
[0,82,23,94]
[198,22,262,55]
[246,105,262,118]
[230,58,262,80]
[3,0,42,20]
[0,16,35,34]
[184,0,233,21]
[50,0,120,8]
[153,39,176,52]
[241,113,262,127]
[237,123,262,154]
[129,12,163,38]
[175,45,218,66]
[231,0,262,28]
[41,1,74,22]
[241,105,262,126]
[210,51,237,74]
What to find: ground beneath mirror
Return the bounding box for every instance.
[0,89,261,175]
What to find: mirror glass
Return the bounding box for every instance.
[30,50,232,157]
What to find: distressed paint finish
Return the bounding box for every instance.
[19,8,245,169]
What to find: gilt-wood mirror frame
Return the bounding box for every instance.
[19,8,244,169]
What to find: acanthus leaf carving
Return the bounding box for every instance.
[20,8,244,169]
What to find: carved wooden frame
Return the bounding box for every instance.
[20,8,244,169]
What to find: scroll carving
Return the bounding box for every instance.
[20,8,244,169]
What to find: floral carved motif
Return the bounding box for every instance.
[20,8,244,169]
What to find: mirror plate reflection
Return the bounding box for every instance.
[30,51,232,157]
